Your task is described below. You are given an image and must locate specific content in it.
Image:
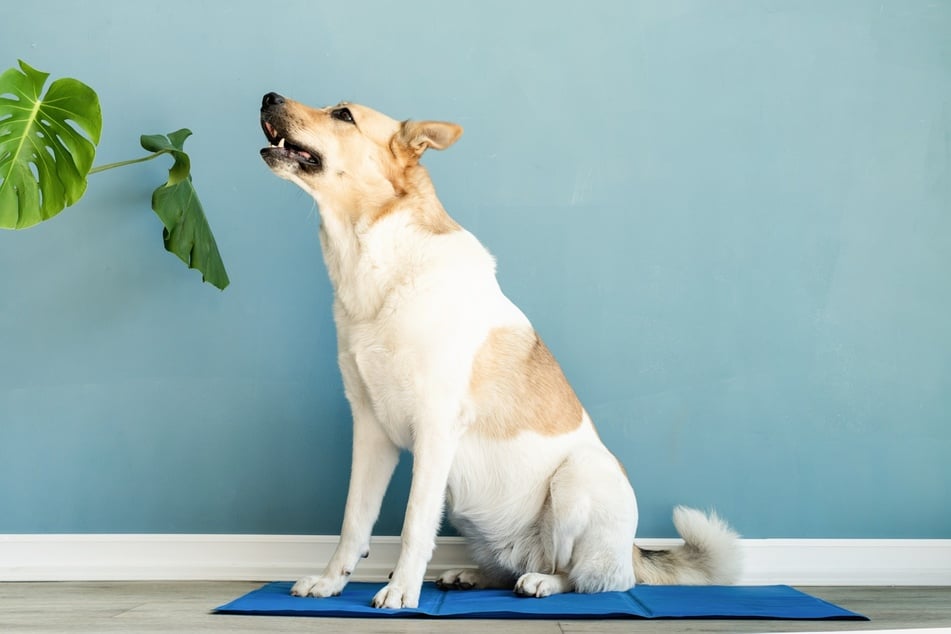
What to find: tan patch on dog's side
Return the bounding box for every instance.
[469,327,583,439]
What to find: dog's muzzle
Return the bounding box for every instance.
[260,92,323,171]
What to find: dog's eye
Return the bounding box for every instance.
[332,108,355,124]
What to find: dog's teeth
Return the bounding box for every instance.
[277,137,285,148]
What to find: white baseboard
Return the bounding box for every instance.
[1,534,949,585]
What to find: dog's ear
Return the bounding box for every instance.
[397,120,463,157]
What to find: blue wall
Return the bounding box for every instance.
[1,1,949,538]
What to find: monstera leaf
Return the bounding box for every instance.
[0,60,102,229]
[141,130,230,290]
[1,61,227,290]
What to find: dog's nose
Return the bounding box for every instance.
[262,92,285,108]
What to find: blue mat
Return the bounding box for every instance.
[215,581,868,620]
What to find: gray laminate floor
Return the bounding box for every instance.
[0,582,949,633]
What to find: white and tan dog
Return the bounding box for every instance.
[259,92,741,609]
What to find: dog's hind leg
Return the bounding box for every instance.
[515,446,637,597]
[291,400,399,598]
[562,447,637,593]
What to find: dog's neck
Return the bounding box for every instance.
[315,165,462,322]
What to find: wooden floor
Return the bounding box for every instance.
[0,582,949,633]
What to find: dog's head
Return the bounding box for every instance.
[260,92,462,220]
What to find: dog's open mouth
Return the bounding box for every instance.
[261,120,322,170]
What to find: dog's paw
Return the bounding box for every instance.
[514,572,569,598]
[290,574,346,598]
[371,582,419,609]
[435,568,483,590]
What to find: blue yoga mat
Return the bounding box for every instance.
[215,581,868,620]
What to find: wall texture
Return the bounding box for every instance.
[1,0,948,538]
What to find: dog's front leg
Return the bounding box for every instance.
[291,403,399,598]
[371,423,457,609]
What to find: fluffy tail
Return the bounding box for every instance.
[633,506,741,585]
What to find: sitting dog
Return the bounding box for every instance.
[259,92,741,609]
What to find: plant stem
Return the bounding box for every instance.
[88,150,167,174]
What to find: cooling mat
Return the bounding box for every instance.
[215,581,868,620]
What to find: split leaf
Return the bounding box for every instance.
[143,129,230,290]
[0,60,102,229]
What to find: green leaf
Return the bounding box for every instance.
[140,128,191,185]
[0,60,102,229]
[144,129,230,290]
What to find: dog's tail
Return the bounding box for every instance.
[633,506,741,585]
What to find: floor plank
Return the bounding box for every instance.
[0,582,948,633]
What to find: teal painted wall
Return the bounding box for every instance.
[1,1,949,538]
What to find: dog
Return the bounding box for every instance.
[259,92,741,609]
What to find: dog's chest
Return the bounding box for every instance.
[334,316,411,443]
[337,294,504,452]
[324,220,519,447]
